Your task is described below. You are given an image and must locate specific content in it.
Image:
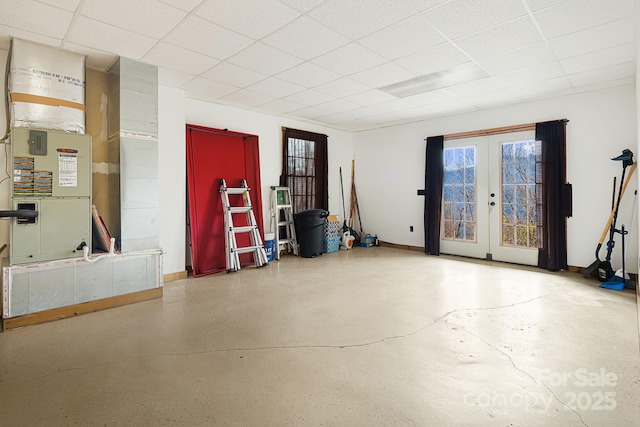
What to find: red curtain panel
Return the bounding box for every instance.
[186,125,263,276]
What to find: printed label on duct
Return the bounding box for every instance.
[59,153,78,187]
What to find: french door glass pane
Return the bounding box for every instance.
[501,140,538,248]
[443,146,476,242]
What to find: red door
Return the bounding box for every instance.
[186,125,264,276]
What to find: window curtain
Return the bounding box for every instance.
[536,120,570,271]
[280,127,328,211]
[424,136,444,255]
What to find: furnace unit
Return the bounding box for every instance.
[9,128,92,265]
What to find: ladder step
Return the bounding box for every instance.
[232,225,258,233]
[277,220,294,226]
[223,188,249,195]
[276,204,292,209]
[229,206,252,213]
[233,246,264,254]
[278,238,296,244]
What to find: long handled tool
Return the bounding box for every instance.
[339,167,359,239]
[583,151,636,278]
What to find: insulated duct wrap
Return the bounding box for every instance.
[8,38,86,133]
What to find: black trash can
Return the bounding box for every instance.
[295,209,328,258]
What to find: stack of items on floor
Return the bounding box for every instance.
[324,215,341,253]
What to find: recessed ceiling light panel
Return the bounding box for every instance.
[380,62,489,97]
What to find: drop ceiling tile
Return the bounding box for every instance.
[423,0,527,40]
[308,0,437,39]
[478,42,555,75]
[341,90,397,107]
[228,42,303,75]
[67,16,157,59]
[196,0,300,40]
[311,43,387,76]
[573,77,635,94]
[262,16,350,60]
[38,0,81,11]
[62,42,118,71]
[158,67,195,87]
[315,98,360,114]
[182,76,239,99]
[513,76,573,98]
[165,16,253,60]
[290,106,332,120]
[395,43,470,76]
[400,89,456,106]
[455,16,542,60]
[496,61,565,86]
[219,88,275,108]
[0,25,61,50]
[444,77,506,97]
[549,17,634,59]
[401,105,441,119]
[526,0,566,12]
[247,77,305,98]
[284,89,334,106]
[81,0,185,39]
[429,97,478,114]
[278,0,327,12]
[142,42,219,75]
[276,62,340,88]
[567,62,635,88]
[157,0,202,11]
[534,0,635,39]
[358,15,447,60]
[0,0,73,39]
[560,43,635,75]
[457,87,520,107]
[256,98,306,114]
[201,62,268,88]
[350,62,416,88]
[346,104,388,118]
[313,78,371,98]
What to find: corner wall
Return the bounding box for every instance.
[354,85,638,272]
[158,86,186,275]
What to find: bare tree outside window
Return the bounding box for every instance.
[501,140,539,248]
[443,146,476,241]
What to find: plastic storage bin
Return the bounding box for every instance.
[324,236,340,253]
[294,209,328,258]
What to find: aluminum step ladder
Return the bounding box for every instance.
[270,186,298,260]
[220,179,268,272]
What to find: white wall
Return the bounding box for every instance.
[158,86,186,275]
[354,85,638,272]
[184,100,355,231]
[0,48,10,253]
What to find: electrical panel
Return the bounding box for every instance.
[10,128,92,265]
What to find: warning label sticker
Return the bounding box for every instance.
[59,153,77,187]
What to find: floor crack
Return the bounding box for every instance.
[449,319,589,427]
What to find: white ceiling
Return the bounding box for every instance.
[0,0,636,132]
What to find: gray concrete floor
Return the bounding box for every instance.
[1,247,639,426]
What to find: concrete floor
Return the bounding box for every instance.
[1,247,639,426]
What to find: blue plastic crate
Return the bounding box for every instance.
[324,236,340,253]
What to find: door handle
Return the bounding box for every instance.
[489,201,495,206]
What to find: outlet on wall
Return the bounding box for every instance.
[410,226,414,232]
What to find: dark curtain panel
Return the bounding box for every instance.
[424,136,444,255]
[280,127,328,211]
[315,138,329,211]
[536,120,569,271]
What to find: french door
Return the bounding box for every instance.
[440,131,539,266]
